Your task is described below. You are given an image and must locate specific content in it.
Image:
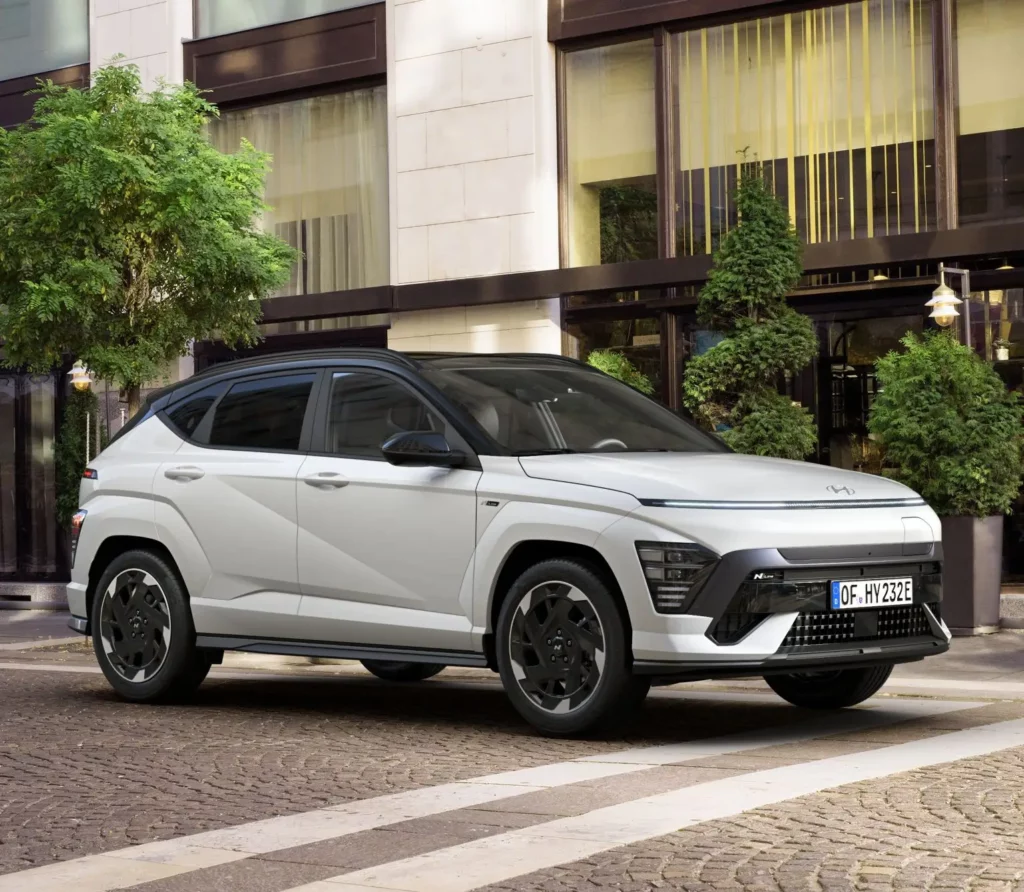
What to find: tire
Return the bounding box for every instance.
[495,558,649,737]
[765,665,894,710]
[361,660,446,682]
[91,549,211,703]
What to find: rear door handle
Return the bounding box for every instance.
[164,466,205,482]
[303,472,349,489]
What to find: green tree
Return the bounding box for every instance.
[586,349,655,394]
[0,64,296,416]
[682,164,817,459]
[55,388,108,528]
[869,331,1024,517]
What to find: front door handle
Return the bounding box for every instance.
[164,466,205,482]
[303,472,349,489]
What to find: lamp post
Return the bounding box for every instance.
[68,362,95,463]
[926,263,971,347]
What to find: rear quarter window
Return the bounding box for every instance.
[163,383,226,441]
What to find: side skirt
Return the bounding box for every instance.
[195,634,489,668]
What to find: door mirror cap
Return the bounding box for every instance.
[381,431,464,467]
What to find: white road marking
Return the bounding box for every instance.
[0,698,978,892]
[293,717,1024,892]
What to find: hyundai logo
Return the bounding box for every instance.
[827,484,856,496]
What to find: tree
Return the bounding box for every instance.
[55,388,108,528]
[0,64,297,416]
[586,349,655,394]
[682,163,817,460]
[869,332,1024,517]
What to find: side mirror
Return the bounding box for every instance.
[381,431,464,467]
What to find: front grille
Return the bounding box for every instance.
[781,604,933,648]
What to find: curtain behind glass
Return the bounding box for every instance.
[197,0,373,37]
[0,0,88,82]
[676,0,935,255]
[208,87,389,296]
[564,40,658,268]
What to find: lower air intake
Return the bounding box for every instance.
[781,604,933,648]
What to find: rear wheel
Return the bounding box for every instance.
[495,559,648,737]
[360,660,446,682]
[765,665,894,709]
[91,549,211,702]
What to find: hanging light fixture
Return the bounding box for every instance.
[926,279,963,328]
[68,362,94,392]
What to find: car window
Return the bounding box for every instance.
[327,372,444,458]
[208,373,316,451]
[163,383,224,440]
[422,364,728,455]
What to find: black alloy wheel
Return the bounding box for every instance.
[98,569,172,683]
[496,559,649,737]
[91,549,211,702]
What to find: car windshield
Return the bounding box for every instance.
[422,363,729,455]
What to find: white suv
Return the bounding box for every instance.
[67,350,949,736]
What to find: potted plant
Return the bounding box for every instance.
[869,332,1024,634]
[995,338,1012,362]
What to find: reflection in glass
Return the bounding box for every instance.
[956,0,1024,224]
[0,0,88,82]
[196,0,373,38]
[676,0,935,255]
[564,40,658,267]
[0,375,15,576]
[207,87,389,297]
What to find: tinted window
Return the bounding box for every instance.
[328,372,443,457]
[209,374,315,451]
[164,384,223,440]
[422,364,727,455]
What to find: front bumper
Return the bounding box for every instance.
[630,542,949,680]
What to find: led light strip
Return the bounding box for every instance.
[640,497,927,510]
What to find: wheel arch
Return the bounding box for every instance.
[484,539,631,669]
[87,536,189,624]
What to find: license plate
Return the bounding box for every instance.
[831,578,913,610]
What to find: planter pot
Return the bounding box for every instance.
[940,515,1003,635]
[996,346,1011,361]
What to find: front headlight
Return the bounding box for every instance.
[635,541,718,613]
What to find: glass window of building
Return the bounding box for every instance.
[0,0,88,83]
[676,0,935,255]
[564,39,658,268]
[207,86,389,296]
[956,0,1024,224]
[196,0,374,38]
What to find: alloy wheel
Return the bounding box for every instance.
[98,569,173,683]
[507,580,606,714]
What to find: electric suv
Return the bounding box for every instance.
[67,350,949,736]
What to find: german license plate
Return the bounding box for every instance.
[831,578,913,610]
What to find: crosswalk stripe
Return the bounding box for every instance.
[0,696,977,892]
[288,716,1024,892]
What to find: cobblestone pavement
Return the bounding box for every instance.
[2,653,1024,892]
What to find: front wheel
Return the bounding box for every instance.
[91,549,211,703]
[496,559,648,737]
[765,665,894,709]
[360,660,446,682]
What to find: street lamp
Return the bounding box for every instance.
[927,263,971,343]
[68,362,93,392]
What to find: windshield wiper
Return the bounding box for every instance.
[513,448,578,456]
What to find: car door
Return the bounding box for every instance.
[295,368,481,653]
[153,370,320,640]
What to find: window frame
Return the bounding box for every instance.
[307,363,482,468]
[166,369,325,454]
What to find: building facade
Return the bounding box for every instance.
[2,0,1024,597]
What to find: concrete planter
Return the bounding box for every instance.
[940,515,1003,635]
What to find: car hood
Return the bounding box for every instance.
[517,452,922,506]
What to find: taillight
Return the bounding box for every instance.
[70,510,87,568]
[83,468,98,480]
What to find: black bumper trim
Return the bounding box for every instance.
[633,638,949,681]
